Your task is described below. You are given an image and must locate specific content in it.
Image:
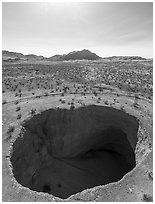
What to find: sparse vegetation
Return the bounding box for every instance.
[5,125,15,141]
[30,108,36,115]
[2,58,152,99]
[16,106,21,112]
[104,100,109,105]
[14,100,19,105]
[61,100,66,104]
[133,102,139,109]
[17,114,21,119]
[7,125,15,135]
[44,92,49,96]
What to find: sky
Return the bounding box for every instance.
[2,2,153,58]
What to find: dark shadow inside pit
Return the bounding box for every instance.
[43,185,51,193]
[10,105,139,199]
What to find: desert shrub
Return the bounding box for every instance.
[30,108,36,115]
[2,100,6,105]
[17,114,21,119]
[16,106,21,112]
[36,95,41,98]
[104,100,109,105]
[5,125,15,141]
[14,100,19,105]
[135,94,140,99]
[133,102,139,109]
[44,92,49,96]
[93,91,98,97]
[15,93,18,97]
[4,134,12,141]
[2,90,5,93]
[61,100,66,104]
[70,105,75,110]
[120,105,126,112]
[148,171,153,180]
[7,125,15,134]
[70,102,75,110]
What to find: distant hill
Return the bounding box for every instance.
[2,50,44,62]
[47,54,66,61]
[25,54,44,60]
[103,56,146,60]
[3,50,148,62]
[64,49,101,60]
[48,49,101,61]
[2,50,24,59]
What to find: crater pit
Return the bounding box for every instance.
[10,105,139,199]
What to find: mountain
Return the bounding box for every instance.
[2,50,44,62]
[2,49,100,62]
[2,50,24,59]
[48,49,101,61]
[64,49,101,60]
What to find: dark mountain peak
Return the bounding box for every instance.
[81,49,91,52]
[64,49,101,60]
[47,49,101,61]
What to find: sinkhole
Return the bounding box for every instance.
[10,105,139,199]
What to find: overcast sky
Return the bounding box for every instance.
[2,2,153,58]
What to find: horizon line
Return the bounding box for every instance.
[2,49,152,59]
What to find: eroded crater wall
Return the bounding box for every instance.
[22,106,139,156]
